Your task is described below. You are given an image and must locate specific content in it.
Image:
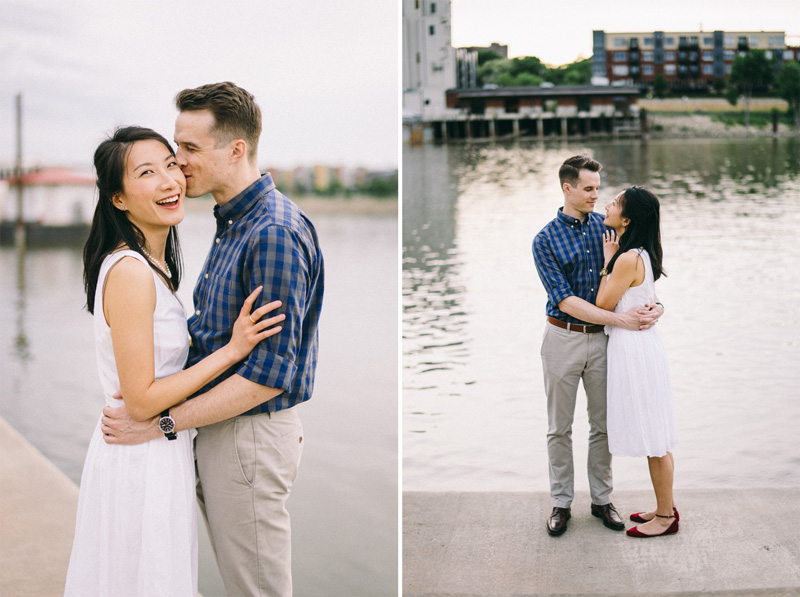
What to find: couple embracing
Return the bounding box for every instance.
[533,155,678,539]
[65,82,324,595]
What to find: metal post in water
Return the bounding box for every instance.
[14,92,26,250]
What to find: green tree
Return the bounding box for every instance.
[561,58,592,85]
[543,58,591,86]
[477,58,512,87]
[776,61,800,130]
[653,74,668,98]
[728,50,774,128]
[496,71,544,87]
[509,56,547,78]
[477,49,502,66]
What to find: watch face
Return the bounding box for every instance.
[159,416,176,434]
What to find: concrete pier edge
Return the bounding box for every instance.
[403,489,800,597]
[0,416,79,596]
[0,417,206,596]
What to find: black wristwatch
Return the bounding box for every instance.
[158,409,177,441]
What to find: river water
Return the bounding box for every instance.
[403,137,800,493]
[0,203,398,596]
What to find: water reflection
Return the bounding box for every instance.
[13,246,30,364]
[403,136,800,491]
[403,144,470,387]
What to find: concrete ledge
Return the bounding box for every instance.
[403,489,800,596]
[0,417,79,596]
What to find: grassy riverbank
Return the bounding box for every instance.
[640,97,799,138]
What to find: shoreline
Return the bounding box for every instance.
[182,194,398,218]
[647,112,800,139]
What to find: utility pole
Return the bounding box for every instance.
[14,92,26,249]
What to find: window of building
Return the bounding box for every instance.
[665,64,676,75]
[665,37,675,46]
[613,52,627,61]
[644,37,654,46]
[690,36,698,44]
[593,63,606,75]
[725,64,732,74]
[429,25,435,35]
[643,64,654,75]
[430,2,436,14]
[738,37,747,45]
[689,51,699,61]
[643,51,654,61]
[765,50,773,59]
[724,36,734,46]
[679,51,687,60]
[704,37,714,46]
[702,64,713,74]
[665,50,675,61]
[679,64,688,75]
[724,49,735,60]
[679,36,687,45]
[749,36,759,46]
[770,35,785,47]
[612,65,629,76]
[787,53,797,62]
[614,38,627,47]
[703,50,713,61]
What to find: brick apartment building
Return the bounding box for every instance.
[593,30,800,90]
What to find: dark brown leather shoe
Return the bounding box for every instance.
[591,503,625,531]
[547,507,571,536]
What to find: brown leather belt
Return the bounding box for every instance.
[547,316,604,334]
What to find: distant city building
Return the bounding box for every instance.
[593,30,800,90]
[455,47,478,89]
[263,166,397,196]
[403,0,457,120]
[461,42,509,59]
[0,167,95,227]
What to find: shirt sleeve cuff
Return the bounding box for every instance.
[548,284,574,307]
[236,352,298,392]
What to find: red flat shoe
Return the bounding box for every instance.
[630,507,679,523]
[626,514,679,538]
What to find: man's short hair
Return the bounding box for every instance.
[559,155,602,188]
[175,82,262,161]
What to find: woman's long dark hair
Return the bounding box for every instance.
[606,186,666,281]
[83,126,183,314]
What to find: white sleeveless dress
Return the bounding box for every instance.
[605,248,677,458]
[65,250,197,596]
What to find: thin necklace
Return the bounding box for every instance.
[140,245,172,278]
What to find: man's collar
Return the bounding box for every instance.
[214,173,276,222]
[557,207,590,228]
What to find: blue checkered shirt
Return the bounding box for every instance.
[186,173,324,414]
[532,208,607,325]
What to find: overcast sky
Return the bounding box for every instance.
[0,0,398,170]
[451,0,800,65]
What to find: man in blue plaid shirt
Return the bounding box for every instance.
[103,82,323,596]
[533,155,661,538]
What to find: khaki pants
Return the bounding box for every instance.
[195,408,303,597]
[541,323,612,509]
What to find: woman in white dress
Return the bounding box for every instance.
[65,126,285,594]
[596,186,679,539]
